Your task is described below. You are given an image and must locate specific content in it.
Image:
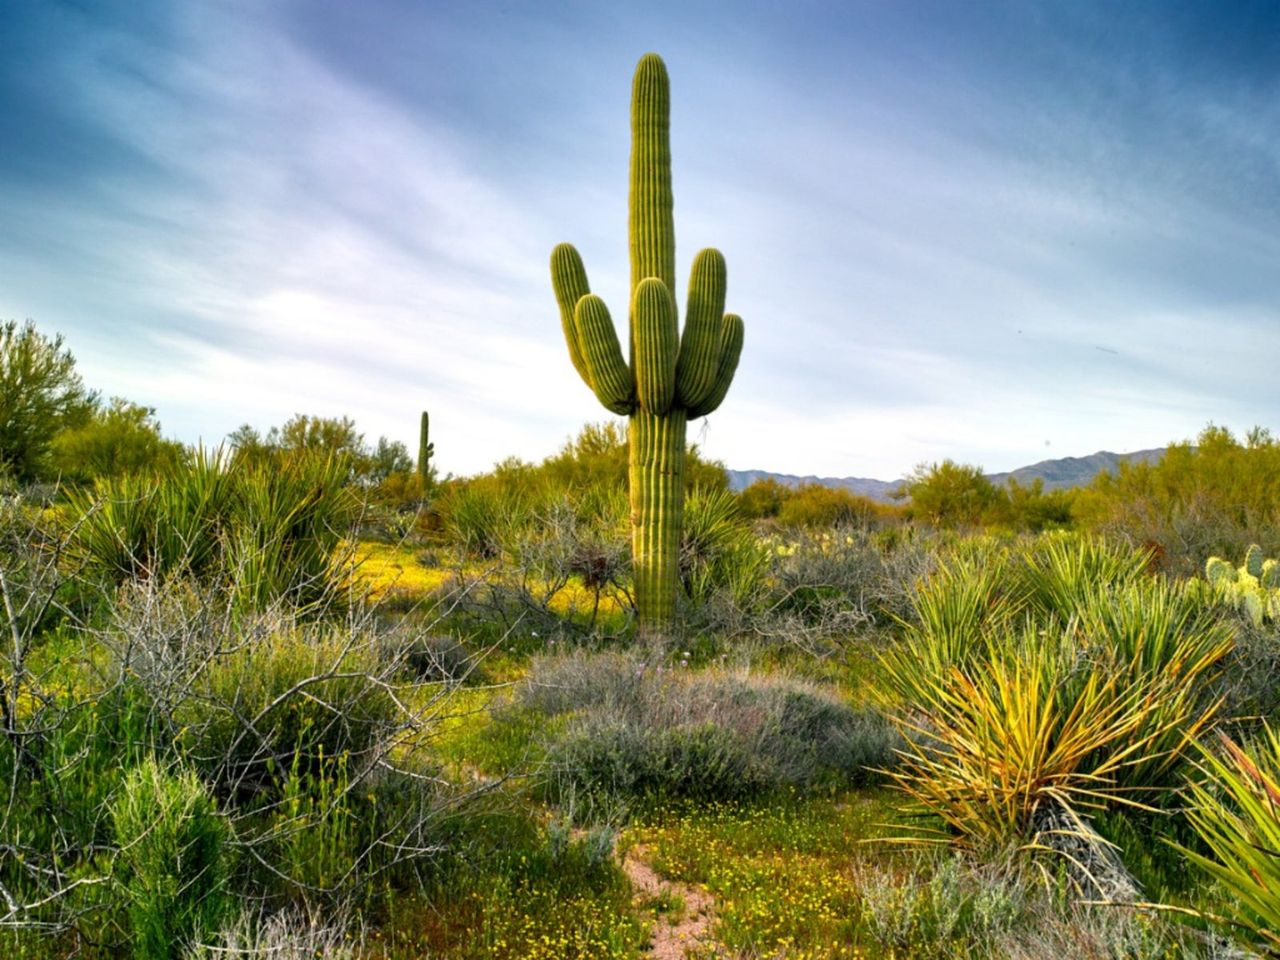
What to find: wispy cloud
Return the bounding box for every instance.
[1,0,1277,477]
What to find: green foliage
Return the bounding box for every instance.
[541,420,727,495]
[680,485,771,607]
[220,454,358,613]
[371,435,413,483]
[67,449,356,612]
[439,462,540,559]
[776,482,890,529]
[178,625,398,798]
[1016,530,1151,620]
[272,750,359,902]
[0,683,162,941]
[1004,476,1076,532]
[550,54,745,629]
[735,476,790,519]
[1178,728,1280,953]
[0,319,98,484]
[879,536,1233,847]
[229,413,412,487]
[110,758,230,960]
[1076,424,1280,575]
[899,459,1004,528]
[49,397,186,484]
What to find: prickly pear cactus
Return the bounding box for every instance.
[550,53,745,630]
[1204,544,1280,626]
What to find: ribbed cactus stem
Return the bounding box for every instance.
[630,409,686,625]
[417,410,433,483]
[629,54,676,303]
[549,53,746,633]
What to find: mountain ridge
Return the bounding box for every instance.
[726,448,1167,502]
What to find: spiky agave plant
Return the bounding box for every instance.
[550,53,745,630]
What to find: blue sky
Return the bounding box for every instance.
[2,0,1277,479]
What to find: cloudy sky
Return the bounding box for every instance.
[2,1,1277,480]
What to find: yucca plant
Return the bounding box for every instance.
[224,453,356,613]
[67,450,355,613]
[1178,728,1280,954]
[880,545,1233,848]
[1016,533,1151,622]
[67,449,227,581]
[879,555,1024,708]
[680,486,769,607]
[883,623,1194,847]
[1069,579,1233,801]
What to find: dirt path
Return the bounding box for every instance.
[623,843,718,959]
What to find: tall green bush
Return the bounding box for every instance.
[1076,424,1280,575]
[110,759,229,960]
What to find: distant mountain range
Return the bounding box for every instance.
[726,448,1168,502]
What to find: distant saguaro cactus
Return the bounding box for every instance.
[550,53,745,630]
[417,410,434,484]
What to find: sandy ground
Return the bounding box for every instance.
[623,843,720,960]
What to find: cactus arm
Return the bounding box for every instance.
[675,248,726,409]
[633,277,678,415]
[686,313,744,419]
[573,295,635,415]
[551,243,593,385]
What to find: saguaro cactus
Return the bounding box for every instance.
[417,410,433,484]
[550,53,745,630]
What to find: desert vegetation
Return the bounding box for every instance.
[5,306,1280,957]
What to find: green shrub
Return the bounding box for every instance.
[680,486,770,608]
[271,751,359,904]
[0,678,163,943]
[110,758,230,960]
[178,625,399,799]
[1075,424,1280,576]
[438,468,538,559]
[515,652,898,807]
[774,482,889,529]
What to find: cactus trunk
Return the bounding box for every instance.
[416,410,433,483]
[550,53,746,633]
[629,408,686,625]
